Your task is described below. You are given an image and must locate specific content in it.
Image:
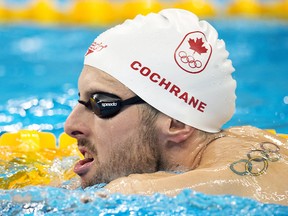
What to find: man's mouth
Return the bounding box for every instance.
[74,148,95,176]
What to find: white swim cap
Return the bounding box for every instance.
[84,8,236,133]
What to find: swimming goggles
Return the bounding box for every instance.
[78,92,145,118]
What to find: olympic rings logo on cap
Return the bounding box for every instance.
[174,31,212,74]
[178,51,202,69]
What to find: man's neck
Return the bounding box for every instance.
[161,131,224,171]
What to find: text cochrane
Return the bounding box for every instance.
[130,61,207,113]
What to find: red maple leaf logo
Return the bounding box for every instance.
[188,37,208,55]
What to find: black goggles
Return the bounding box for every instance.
[78,92,145,118]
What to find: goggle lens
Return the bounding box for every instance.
[78,92,145,118]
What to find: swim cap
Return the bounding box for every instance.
[84,8,236,133]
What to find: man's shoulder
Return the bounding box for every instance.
[200,125,288,166]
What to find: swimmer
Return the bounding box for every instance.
[64,9,288,206]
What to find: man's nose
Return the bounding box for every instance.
[64,103,91,139]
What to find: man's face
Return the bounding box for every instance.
[64,65,160,188]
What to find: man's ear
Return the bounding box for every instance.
[166,119,195,143]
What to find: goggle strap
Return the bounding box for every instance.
[121,96,145,107]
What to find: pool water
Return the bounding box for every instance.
[1,187,288,215]
[0,19,288,214]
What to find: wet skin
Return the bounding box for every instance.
[65,65,288,206]
[106,126,288,206]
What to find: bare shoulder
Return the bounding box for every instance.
[199,125,288,167]
[194,126,288,204]
[105,126,288,205]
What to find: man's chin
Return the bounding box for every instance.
[79,176,109,189]
[79,176,95,189]
[80,180,95,189]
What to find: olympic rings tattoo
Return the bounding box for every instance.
[230,159,252,176]
[230,142,281,176]
[178,51,202,69]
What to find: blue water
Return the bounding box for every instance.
[0,25,104,136]
[0,19,288,214]
[1,188,288,215]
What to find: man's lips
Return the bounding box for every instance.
[74,147,95,176]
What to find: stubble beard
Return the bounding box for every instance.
[80,123,161,188]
